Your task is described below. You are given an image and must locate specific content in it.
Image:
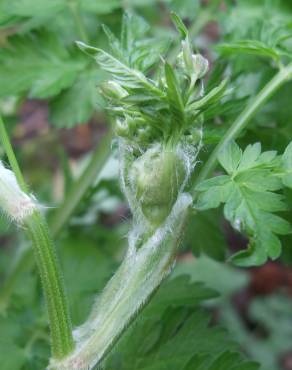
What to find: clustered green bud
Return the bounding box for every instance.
[180,39,209,80]
[115,116,155,145]
[100,80,128,100]
[130,146,187,227]
[185,127,203,145]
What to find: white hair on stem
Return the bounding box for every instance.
[48,192,192,370]
[0,161,37,222]
[49,138,200,370]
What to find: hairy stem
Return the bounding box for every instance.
[50,193,192,370]
[0,116,73,358]
[48,61,292,363]
[25,212,74,358]
[194,63,292,187]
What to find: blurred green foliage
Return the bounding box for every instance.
[1,0,292,369]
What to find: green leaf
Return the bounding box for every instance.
[120,12,150,52]
[1,0,64,19]
[0,341,26,370]
[216,40,281,62]
[49,69,102,128]
[186,351,259,370]
[0,0,122,29]
[218,140,242,174]
[78,41,162,95]
[164,62,185,125]
[196,176,232,210]
[218,0,292,64]
[187,79,228,113]
[186,209,227,261]
[170,12,189,39]
[167,0,201,20]
[105,275,259,370]
[173,255,249,298]
[222,292,292,370]
[60,231,116,326]
[196,141,292,266]
[0,32,85,98]
[80,0,120,14]
[280,141,292,187]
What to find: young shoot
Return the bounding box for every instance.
[49,12,227,370]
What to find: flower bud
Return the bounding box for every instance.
[181,39,194,73]
[126,116,145,131]
[192,54,209,79]
[130,146,187,227]
[136,126,152,143]
[0,161,37,222]
[186,127,203,145]
[100,81,128,100]
[179,38,209,80]
[115,119,130,138]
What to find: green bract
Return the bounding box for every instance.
[130,145,187,227]
[76,13,227,230]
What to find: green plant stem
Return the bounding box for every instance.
[194,63,292,189]
[0,116,73,359]
[52,193,192,370]
[48,48,292,368]
[0,130,113,312]
[0,115,27,192]
[25,212,74,358]
[50,130,113,236]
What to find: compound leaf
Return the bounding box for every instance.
[196,141,292,266]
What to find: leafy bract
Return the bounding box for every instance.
[195,141,292,266]
[78,13,227,147]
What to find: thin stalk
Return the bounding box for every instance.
[50,130,113,236]
[0,116,27,192]
[0,116,73,359]
[25,212,74,358]
[194,63,292,188]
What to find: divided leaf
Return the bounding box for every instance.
[217,0,292,63]
[0,32,85,99]
[196,141,292,266]
[49,69,104,128]
[280,142,292,187]
[216,40,281,63]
